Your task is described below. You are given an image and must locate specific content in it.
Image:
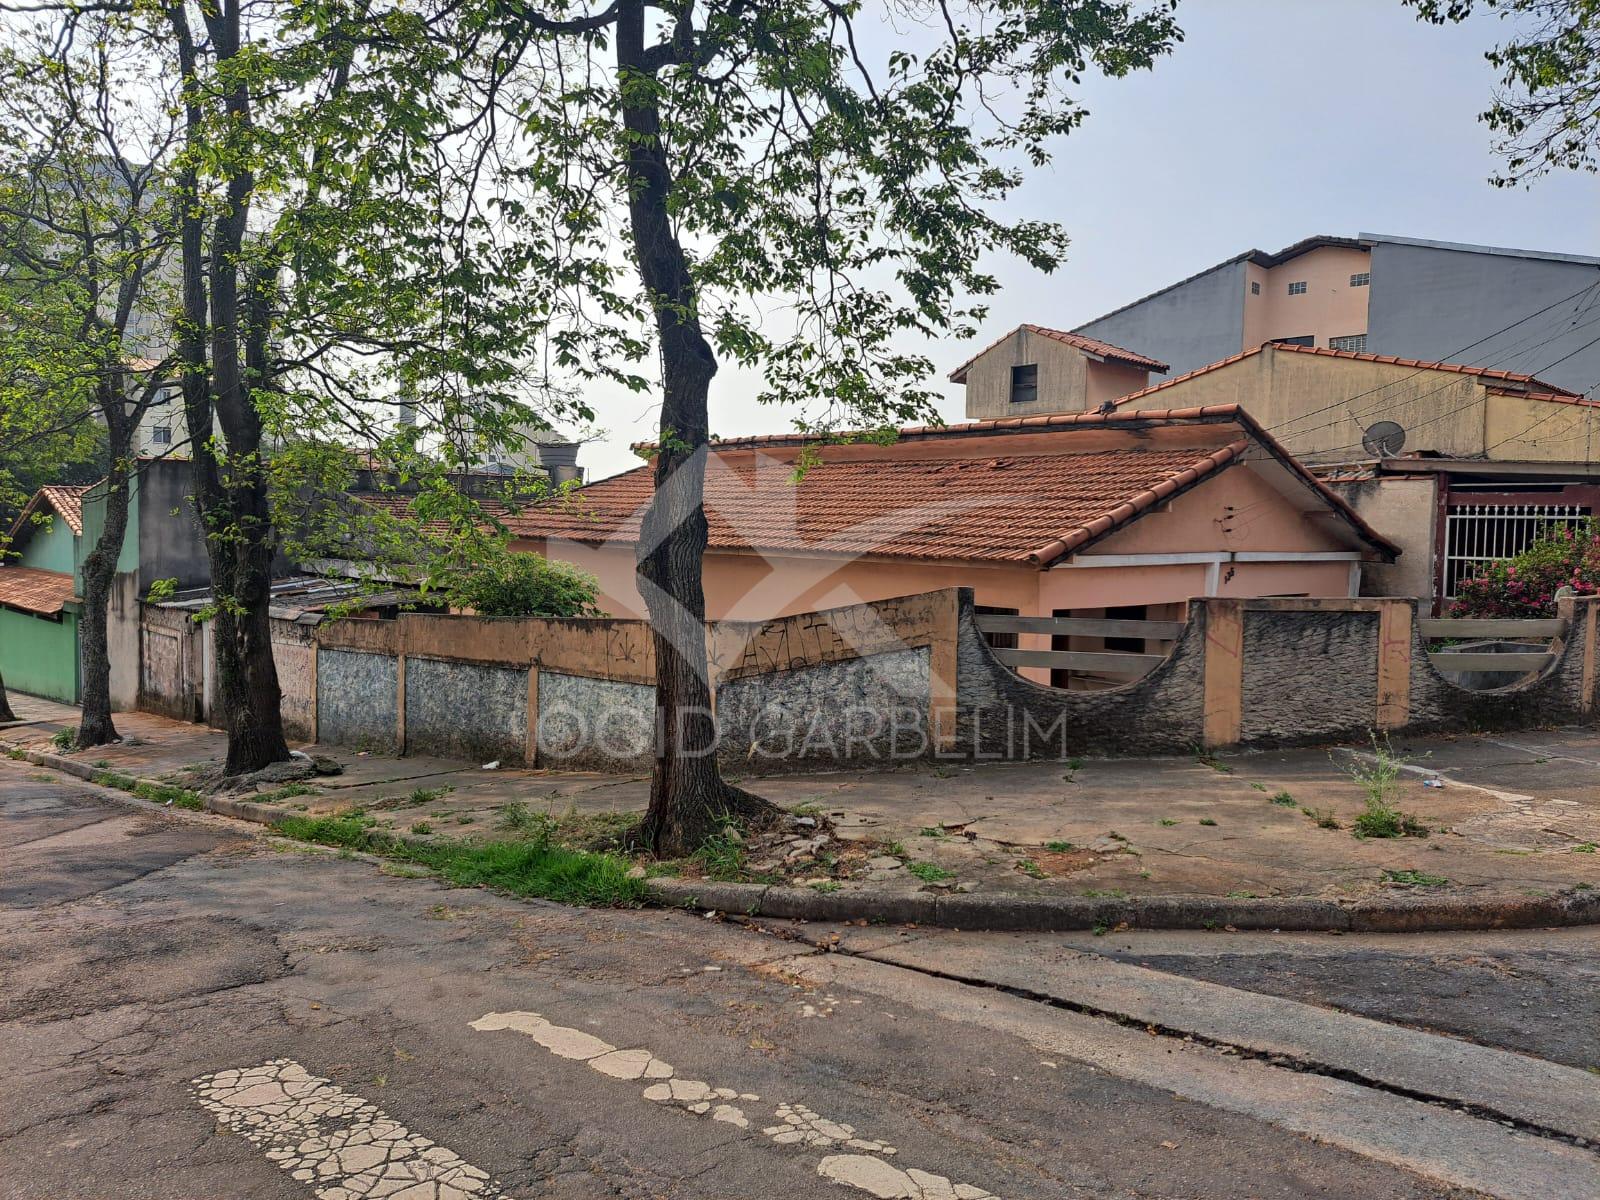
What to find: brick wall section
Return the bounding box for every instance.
[952,590,1209,758]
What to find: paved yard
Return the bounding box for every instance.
[5,693,1598,905]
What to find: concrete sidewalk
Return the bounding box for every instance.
[5,695,1598,925]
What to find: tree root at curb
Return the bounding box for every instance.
[629,781,784,858]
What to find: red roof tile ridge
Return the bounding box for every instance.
[946,322,1169,382]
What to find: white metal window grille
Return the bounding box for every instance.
[1288,280,1307,295]
[1329,333,1368,352]
[1443,502,1589,597]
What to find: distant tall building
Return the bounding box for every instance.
[1072,233,1600,395]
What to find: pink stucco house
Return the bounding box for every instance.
[505,405,1397,686]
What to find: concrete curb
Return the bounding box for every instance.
[643,877,1600,934]
[9,737,1598,934]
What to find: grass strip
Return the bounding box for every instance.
[272,814,646,907]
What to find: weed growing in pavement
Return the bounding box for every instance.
[1303,807,1341,829]
[272,813,645,906]
[1158,818,1178,826]
[917,826,949,839]
[1250,782,1266,791]
[809,880,842,893]
[1345,733,1428,839]
[1092,921,1110,937]
[906,861,954,883]
[1198,817,1218,826]
[693,823,747,882]
[1081,888,1127,899]
[93,770,136,790]
[1193,748,1232,774]
[498,801,554,838]
[92,759,110,768]
[1228,890,1260,898]
[257,782,319,803]
[410,821,433,835]
[50,727,77,751]
[791,801,824,817]
[1383,869,1449,888]
[27,772,54,781]
[1015,858,1047,879]
[1045,840,1074,852]
[7,748,24,760]
[408,785,453,807]
[1067,757,1084,771]
[884,841,909,859]
[1271,791,1297,806]
[1574,843,1597,853]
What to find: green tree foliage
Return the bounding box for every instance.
[1410,0,1600,184]
[471,0,1183,852]
[1452,519,1600,617]
[440,547,602,618]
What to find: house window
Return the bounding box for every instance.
[1350,272,1370,287]
[151,426,173,445]
[1287,280,1307,296]
[973,605,1018,651]
[1329,333,1368,353]
[1010,363,1038,405]
[1250,281,1260,296]
[1104,604,1149,654]
[1271,335,1315,347]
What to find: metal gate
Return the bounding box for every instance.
[1443,502,1589,599]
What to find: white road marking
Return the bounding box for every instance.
[471,1011,1007,1198]
[192,1059,507,1200]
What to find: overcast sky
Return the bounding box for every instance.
[574,0,1600,480]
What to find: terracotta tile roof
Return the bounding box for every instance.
[1485,386,1600,409]
[1112,341,1582,409]
[7,484,92,543]
[514,407,1398,565]
[39,485,89,534]
[948,323,1168,382]
[0,566,76,616]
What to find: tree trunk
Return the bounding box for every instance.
[74,431,130,748]
[617,2,778,856]
[170,0,290,776]
[0,666,16,723]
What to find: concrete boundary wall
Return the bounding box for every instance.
[952,589,1600,760]
[137,587,1599,771]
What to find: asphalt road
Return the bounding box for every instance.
[3,760,1595,1200]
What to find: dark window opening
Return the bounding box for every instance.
[974,604,1018,650]
[1250,280,1261,295]
[1288,280,1307,295]
[1010,363,1038,405]
[1350,272,1370,287]
[1271,335,1315,347]
[1104,604,1149,654]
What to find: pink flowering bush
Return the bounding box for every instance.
[1451,520,1600,619]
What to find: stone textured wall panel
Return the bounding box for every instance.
[717,647,931,771]
[1239,609,1380,744]
[404,656,528,764]
[316,649,398,753]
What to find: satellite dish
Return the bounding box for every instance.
[1361,420,1406,458]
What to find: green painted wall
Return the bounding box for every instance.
[15,513,78,576]
[77,476,139,589]
[0,607,79,703]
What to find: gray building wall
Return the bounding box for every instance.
[135,457,211,589]
[1074,260,1247,382]
[1358,239,1600,395]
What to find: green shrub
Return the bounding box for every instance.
[444,548,603,618]
[1451,518,1600,619]
[907,861,954,883]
